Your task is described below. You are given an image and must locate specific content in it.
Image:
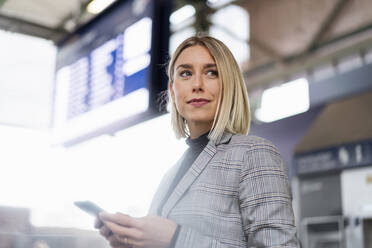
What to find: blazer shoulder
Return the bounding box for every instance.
[218,134,281,160]
[228,134,277,150]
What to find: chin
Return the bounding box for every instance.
[186,116,215,124]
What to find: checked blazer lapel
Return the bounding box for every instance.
[161,142,216,217]
[161,132,233,218]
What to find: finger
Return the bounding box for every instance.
[115,212,140,228]
[110,235,137,248]
[108,235,122,246]
[114,235,142,248]
[104,220,143,240]
[99,212,142,229]
[94,217,104,229]
[99,212,117,222]
[99,225,113,238]
[100,212,139,228]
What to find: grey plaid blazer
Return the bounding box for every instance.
[149,132,299,247]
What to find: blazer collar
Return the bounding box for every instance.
[161,131,233,217]
[213,131,233,146]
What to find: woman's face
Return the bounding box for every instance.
[169,45,221,134]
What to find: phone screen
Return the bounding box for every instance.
[74,201,105,217]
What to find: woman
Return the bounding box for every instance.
[96,36,299,248]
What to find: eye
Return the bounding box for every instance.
[206,69,218,78]
[180,70,192,77]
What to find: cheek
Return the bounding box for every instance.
[216,84,221,97]
[172,83,185,101]
[171,87,185,112]
[211,80,221,99]
[172,88,180,104]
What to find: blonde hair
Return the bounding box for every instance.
[168,35,250,141]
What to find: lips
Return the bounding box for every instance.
[187,98,210,103]
[187,98,210,107]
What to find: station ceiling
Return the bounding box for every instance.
[0,0,94,41]
[1,0,372,90]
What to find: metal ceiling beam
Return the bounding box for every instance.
[173,1,283,61]
[210,22,283,62]
[306,0,349,53]
[244,26,372,91]
[0,12,67,41]
[54,0,91,33]
[250,37,283,62]
[175,0,284,61]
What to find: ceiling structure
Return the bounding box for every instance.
[1,0,372,91]
[240,0,372,91]
[294,90,372,154]
[0,0,94,41]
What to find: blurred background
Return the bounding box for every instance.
[0,0,372,247]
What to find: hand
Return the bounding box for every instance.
[95,214,130,248]
[99,212,178,248]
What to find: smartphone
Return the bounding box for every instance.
[74,200,105,217]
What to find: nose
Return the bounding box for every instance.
[192,73,204,93]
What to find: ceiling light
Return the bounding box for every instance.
[207,0,235,8]
[170,5,195,26]
[87,0,116,14]
[255,78,310,123]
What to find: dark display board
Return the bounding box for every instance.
[53,0,170,146]
[295,139,372,176]
[298,173,342,219]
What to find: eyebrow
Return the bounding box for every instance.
[175,63,217,71]
[204,63,217,69]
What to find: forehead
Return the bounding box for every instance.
[175,45,215,66]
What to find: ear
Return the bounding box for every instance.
[169,81,175,103]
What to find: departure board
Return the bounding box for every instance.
[53,0,170,145]
[55,17,151,121]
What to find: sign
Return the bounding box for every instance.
[295,139,372,175]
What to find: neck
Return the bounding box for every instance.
[188,122,212,139]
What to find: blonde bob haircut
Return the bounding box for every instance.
[168,35,250,141]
